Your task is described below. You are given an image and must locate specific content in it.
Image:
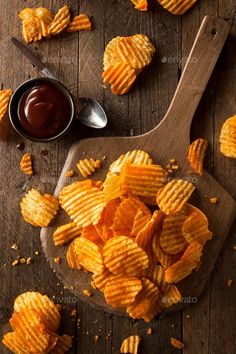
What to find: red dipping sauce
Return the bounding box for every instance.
[18,83,72,139]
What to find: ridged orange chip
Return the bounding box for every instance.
[103,173,122,202]
[121,163,167,203]
[147,264,167,291]
[34,7,53,24]
[20,189,59,227]
[131,0,148,11]
[67,14,92,32]
[165,241,203,283]
[103,235,149,276]
[0,89,12,122]
[111,197,150,236]
[82,224,104,248]
[182,212,212,245]
[10,308,57,353]
[131,209,151,237]
[77,158,101,177]
[156,179,195,215]
[160,212,188,254]
[66,238,81,269]
[102,62,137,95]
[120,335,141,354]
[103,37,121,70]
[14,291,61,332]
[2,331,31,354]
[73,237,104,274]
[115,34,155,70]
[19,8,35,20]
[22,16,42,42]
[158,0,198,15]
[49,5,70,35]
[53,222,81,246]
[188,138,208,175]
[94,199,120,241]
[219,115,236,158]
[20,153,33,176]
[59,180,106,228]
[109,149,152,174]
[127,278,161,322]
[50,334,73,354]
[104,275,142,307]
[92,268,113,292]
[160,284,181,309]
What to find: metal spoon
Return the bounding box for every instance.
[11,37,108,129]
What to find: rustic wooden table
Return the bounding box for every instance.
[0,1,235,353]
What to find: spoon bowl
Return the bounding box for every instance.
[76,98,108,129]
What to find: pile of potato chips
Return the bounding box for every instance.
[130,0,198,14]
[2,291,72,354]
[19,5,91,43]
[49,149,213,322]
[102,35,155,95]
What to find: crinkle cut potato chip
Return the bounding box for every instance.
[115,34,155,70]
[66,238,81,269]
[103,235,149,276]
[111,197,150,236]
[147,264,167,291]
[131,0,148,11]
[49,5,70,35]
[14,292,61,332]
[156,179,195,215]
[102,62,137,95]
[131,209,151,237]
[77,158,101,177]
[165,241,203,283]
[92,268,113,292]
[188,138,208,175]
[22,15,42,42]
[34,7,53,24]
[109,149,152,174]
[219,115,236,158]
[82,224,104,248]
[104,275,142,308]
[160,284,181,309]
[0,89,13,122]
[59,180,106,228]
[2,331,31,354]
[160,212,188,254]
[20,188,59,227]
[103,37,121,70]
[157,0,198,15]
[53,222,81,246]
[20,153,33,176]
[73,237,104,274]
[182,212,212,245]
[103,173,122,202]
[50,334,73,354]
[120,163,167,202]
[120,335,141,354]
[94,199,120,242]
[67,14,92,32]
[127,278,161,322]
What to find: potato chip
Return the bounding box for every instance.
[156,179,195,215]
[77,158,101,177]
[160,212,188,254]
[158,0,198,15]
[121,164,167,202]
[66,238,81,269]
[115,34,155,70]
[111,197,150,237]
[0,89,12,122]
[92,268,113,292]
[20,189,59,227]
[170,337,185,349]
[188,138,208,175]
[49,5,70,35]
[82,224,104,248]
[104,235,149,276]
[219,115,236,158]
[165,241,203,283]
[160,284,181,309]
[131,0,148,11]
[94,199,120,241]
[14,291,61,332]
[50,334,73,354]
[120,335,141,354]
[73,237,104,274]
[67,14,92,32]
[59,180,106,228]
[103,37,121,70]
[127,278,161,322]
[104,275,142,307]
[10,309,57,353]
[147,264,167,291]
[19,8,35,20]
[102,62,137,95]
[34,7,53,24]
[20,153,33,176]
[182,212,212,245]
[103,173,122,201]
[109,149,152,174]
[2,331,31,354]
[22,16,42,43]
[131,209,151,237]
[53,222,81,246]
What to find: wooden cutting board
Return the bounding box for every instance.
[41,16,236,316]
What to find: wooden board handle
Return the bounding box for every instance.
[151,16,230,142]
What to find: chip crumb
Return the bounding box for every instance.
[168,169,174,174]
[71,309,77,317]
[20,258,26,264]
[170,337,185,349]
[11,243,19,250]
[227,279,233,287]
[26,257,32,265]
[35,251,39,255]
[65,170,74,177]
[94,335,99,342]
[172,165,179,170]
[210,197,218,204]
[102,155,106,160]
[12,260,19,266]
[186,314,191,319]
[146,327,153,335]
[54,257,61,264]
[169,159,176,163]
[83,289,92,297]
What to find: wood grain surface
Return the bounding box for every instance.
[0,1,236,354]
